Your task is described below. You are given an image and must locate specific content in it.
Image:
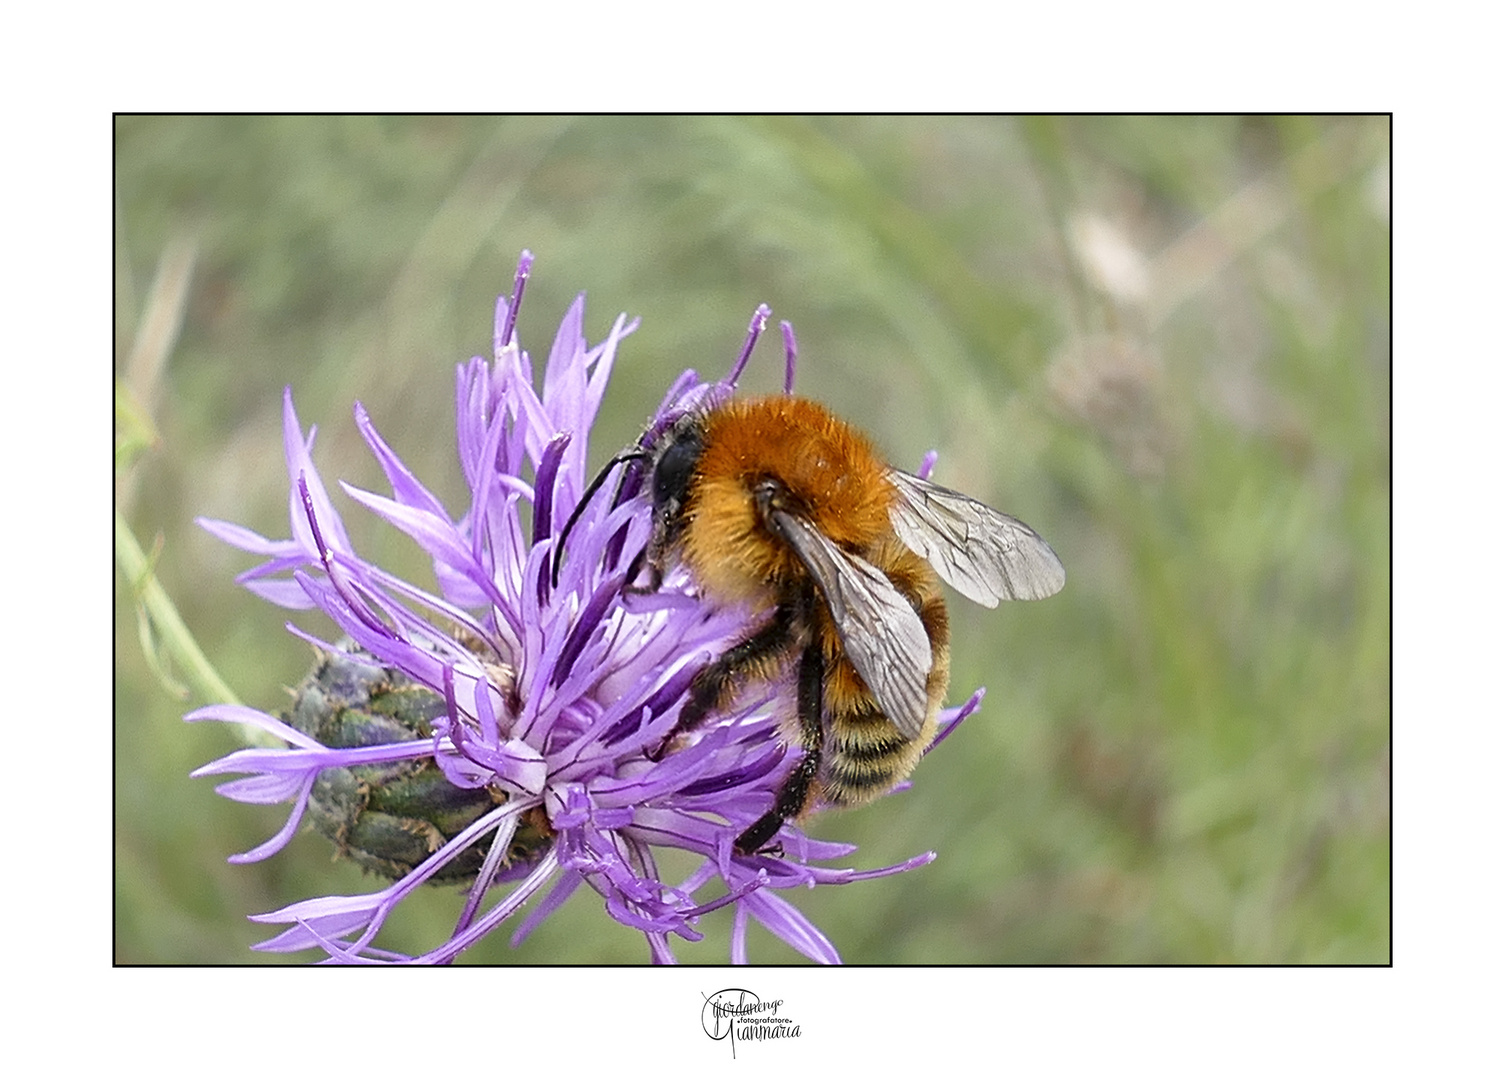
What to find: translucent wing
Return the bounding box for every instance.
[887,468,1065,607]
[768,508,932,738]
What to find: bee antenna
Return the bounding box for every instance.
[552,448,651,588]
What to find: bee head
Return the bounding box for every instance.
[639,412,707,576]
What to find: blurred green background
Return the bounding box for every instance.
[115,115,1389,964]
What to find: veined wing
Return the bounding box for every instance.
[887,468,1065,607]
[768,508,932,739]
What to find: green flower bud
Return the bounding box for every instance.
[285,643,551,883]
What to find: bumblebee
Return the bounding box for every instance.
[634,394,1065,855]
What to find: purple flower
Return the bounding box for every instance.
[191,252,982,964]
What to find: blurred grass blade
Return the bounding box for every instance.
[114,377,159,476]
[115,508,242,710]
[117,234,196,513]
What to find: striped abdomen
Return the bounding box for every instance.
[814,536,951,809]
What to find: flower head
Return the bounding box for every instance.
[192,252,982,964]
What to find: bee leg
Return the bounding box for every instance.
[649,600,800,760]
[734,637,825,855]
[622,545,661,594]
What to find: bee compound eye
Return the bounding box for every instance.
[653,431,703,508]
